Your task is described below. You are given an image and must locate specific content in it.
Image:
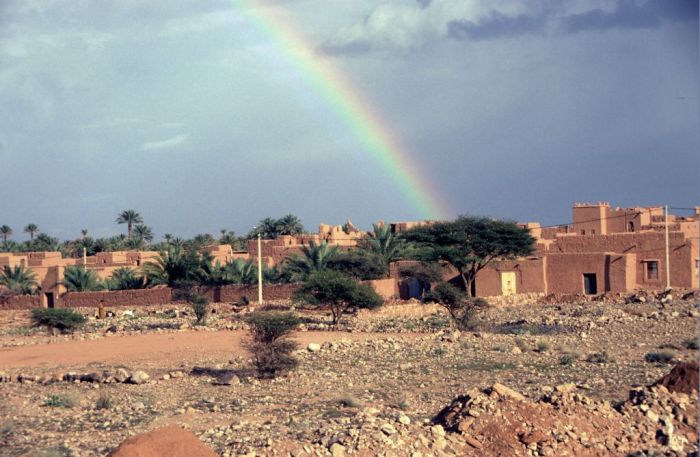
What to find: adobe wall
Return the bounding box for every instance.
[208,284,299,303]
[364,278,398,299]
[473,258,546,297]
[0,294,42,310]
[545,252,632,294]
[60,288,173,308]
[572,204,607,235]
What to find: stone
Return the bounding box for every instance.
[491,383,526,401]
[430,425,446,437]
[457,418,474,433]
[381,423,398,435]
[520,431,549,445]
[329,443,346,457]
[307,343,321,352]
[398,414,411,425]
[128,370,150,385]
[463,435,483,449]
[511,346,522,354]
[555,383,577,394]
[114,368,130,383]
[212,372,240,386]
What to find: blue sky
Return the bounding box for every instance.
[0,0,697,240]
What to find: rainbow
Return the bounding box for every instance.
[238,1,452,220]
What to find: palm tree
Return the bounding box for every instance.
[106,267,145,290]
[224,259,258,285]
[0,225,13,242]
[141,245,206,287]
[277,214,304,236]
[133,224,154,245]
[0,264,39,294]
[361,223,408,272]
[24,224,39,241]
[284,240,339,280]
[115,210,143,240]
[62,266,105,292]
[80,229,88,240]
[164,233,173,244]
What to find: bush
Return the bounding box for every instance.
[644,351,674,364]
[559,354,577,365]
[423,283,487,330]
[95,394,112,410]
[245,311,300,379]
[586,351,610,363]
[31,308,86,333]
[684,338,699,350]
[294,270,383,325]
[43,394,78,408]
[189,294,210,326]
[536,340,551,352]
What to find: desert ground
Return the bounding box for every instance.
[0,291,698,457]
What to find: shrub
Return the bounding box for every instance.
[514,337,529,352]
[43,394,78,408]
[423,283,487,330]
[31,308,86,333]
[644,352,674,364]
[294,270,383,325]
[559,354,577,365]
[684,338,699,350]
[95,394,112,410]
[339,395,363,408]
[189,294,210,326]
[586,351,610,363]
[536,340,551,352]
[245,311,300,379]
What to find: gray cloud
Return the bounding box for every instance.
[561,0,697,33]
[448,11,548,41]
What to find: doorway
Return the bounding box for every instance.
[45,293,55,308]
[583,273,597,295]
[501,272,516,296]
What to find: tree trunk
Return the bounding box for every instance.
[127,223,132,240]
[460,272,473,298]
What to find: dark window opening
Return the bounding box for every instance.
[583,273,597,295]
[628,221,635,232]
[646,261,659,280]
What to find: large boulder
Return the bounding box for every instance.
[108,425,217,457]
[653,361,699,394]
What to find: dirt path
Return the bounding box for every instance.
[0,330,397,369]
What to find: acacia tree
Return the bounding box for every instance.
[294,270,383,325]
[115,210,143,240]
[402,216,535,297]
[24,224,39,241]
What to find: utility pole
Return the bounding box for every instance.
[83,247,87,266]
[664,205,671,289]
[257,233,263,304]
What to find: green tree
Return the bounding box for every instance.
[141,245,208,287]
[80,229,88,239]
[0,225,13,242]
[23,224,39,241]
[423,282,487,330]
[106,267,145,290]
[283,240,339,281]
[224,258,258,285]
[133,224,154,246]
[0,265,39,294]
[361,223,408,274]
[277,214,305,236]
[115,209,143,240]
[402,216,535,297]
[327,250,386,280]
[294,270,383,325]
[62,266,105,292]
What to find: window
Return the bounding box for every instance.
[645,261,659,280]
[581,229,586,235]
[628,221,635,232]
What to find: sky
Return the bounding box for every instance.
[0,0,698,240]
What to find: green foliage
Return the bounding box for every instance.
[189,293,210,326]
[62,266,105,292]
[24,223,39,241]
[132,224,154,246]
[247,215,305,239]
[222,259,258,285]
[115,209,143,240]
[95,394,112,410]
[401,216,535,296]
[423,282,486,330]
[283,241,339,281]
[141,245,209,287]
[398,262,444,289]
[0,264,39,295]
[106,267,145,290]
[644,351,674,364]
[43,394,78,408]
[246,311,300,378]
[360,223,409,273]
[536,340,551,352]
[31,308,86,333]
[0,225,12,242]
[327,250,386,280]
[294,270,383,325]
[559,354,577,365]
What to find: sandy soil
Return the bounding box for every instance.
[0,330,405,369]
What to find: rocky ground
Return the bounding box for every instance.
[0,290,697,456]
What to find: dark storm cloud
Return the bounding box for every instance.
[416,0,432,9]
[562,0,697,33]
[448,11,548,41]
